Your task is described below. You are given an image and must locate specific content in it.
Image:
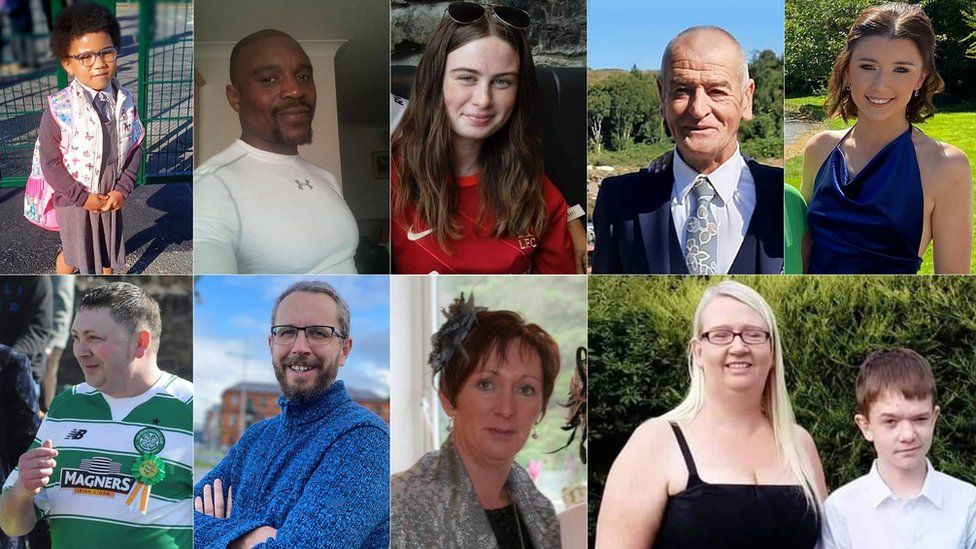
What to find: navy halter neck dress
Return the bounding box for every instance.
[807,126,924,274]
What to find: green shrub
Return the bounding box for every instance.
[589,276,976,539]
[741,136,785,161]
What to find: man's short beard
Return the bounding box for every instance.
[273,125,313,147]
[273,353,339,402]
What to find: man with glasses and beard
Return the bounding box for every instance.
[193,281,390,549]
[194,30,360,274]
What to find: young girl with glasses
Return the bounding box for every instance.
[25,2,144,274]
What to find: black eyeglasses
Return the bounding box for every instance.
[270,325,344,346]
[446,2,531,30]
[700,329,770,346]
[67,47,118,68]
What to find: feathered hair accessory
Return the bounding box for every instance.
[429,292,487,375]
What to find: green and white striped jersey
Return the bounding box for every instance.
[2,372,193,548]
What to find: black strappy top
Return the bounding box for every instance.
[653,423,820,549]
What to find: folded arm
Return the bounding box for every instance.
[193,442,262,548]
[253,425,390,549]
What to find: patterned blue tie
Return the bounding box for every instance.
[685,174,719,274]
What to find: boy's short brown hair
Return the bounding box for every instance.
[856,348,937,416]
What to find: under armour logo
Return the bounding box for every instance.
[295,179,313,190]
[65,429,88,440]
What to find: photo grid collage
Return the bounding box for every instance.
[1,0,975,548]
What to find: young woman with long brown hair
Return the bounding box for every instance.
[391,2,575,274]
[801,2,973,274]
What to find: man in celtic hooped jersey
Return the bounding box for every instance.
[0,282,192,548]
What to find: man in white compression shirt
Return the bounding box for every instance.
[194,29,359,274]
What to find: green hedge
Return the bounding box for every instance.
[588,276,976,538]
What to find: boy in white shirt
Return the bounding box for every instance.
[821,348,976,549]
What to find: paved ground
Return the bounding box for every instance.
[0,181,191,273]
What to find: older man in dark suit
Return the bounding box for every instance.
[593,26,783,274]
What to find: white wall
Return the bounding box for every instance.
[390,276,439,474]
[338,124,390,221]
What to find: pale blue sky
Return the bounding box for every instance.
[588,0,785,70]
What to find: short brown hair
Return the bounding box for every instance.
[438,310,560,412]
[825,2,944,123]
[856,348,938,416]
[80,282,162,353]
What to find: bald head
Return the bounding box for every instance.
[660,26,749,94]
[226,28,316,155]
[230,29,301,87]
[656,25,755,174]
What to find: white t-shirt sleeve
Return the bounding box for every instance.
[322,168,343,197]
[193,172,241,273]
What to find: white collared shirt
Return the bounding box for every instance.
[669,145,756,274]
[76,79,117,115]
[821,460,976,549]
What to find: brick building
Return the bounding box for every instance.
[216,381,390,449]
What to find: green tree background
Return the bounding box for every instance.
[786,0,976,102]
[588,276,976,539]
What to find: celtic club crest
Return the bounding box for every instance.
[133,427,166,455]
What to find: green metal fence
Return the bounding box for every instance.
[0,0,192,187]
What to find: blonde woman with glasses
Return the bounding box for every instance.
[596,281,826,548]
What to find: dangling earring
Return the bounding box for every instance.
[531,426,539,439]
[914,89,920,97]
[447,416,454,432]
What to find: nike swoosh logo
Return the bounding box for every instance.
[407,226,433,241]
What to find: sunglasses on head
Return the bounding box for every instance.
[446,2,531,30]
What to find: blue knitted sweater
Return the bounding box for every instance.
[193,381,389,548]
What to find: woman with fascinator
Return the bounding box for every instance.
[391,2,575,274]
[391,294,563,548]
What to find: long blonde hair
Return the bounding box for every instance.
[661,280,819,510]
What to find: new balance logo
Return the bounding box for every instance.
[65,429,87,440]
